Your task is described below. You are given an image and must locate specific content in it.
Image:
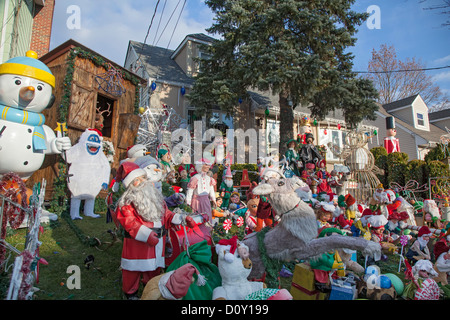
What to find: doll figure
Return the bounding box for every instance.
[285,139,302,176]
[405,226,432,264]
[228,191,242,211]
[299,133,323,171]
[316,203,334,231]
[186,158,216,221]
[403,259,440,300]
[245,197,260,234]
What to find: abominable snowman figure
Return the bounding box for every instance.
[66,129,110,220]
[0,50,71,180]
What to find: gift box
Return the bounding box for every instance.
[329,276,357,300]
[289,263,327,300]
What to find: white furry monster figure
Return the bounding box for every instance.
[66,128,110,219]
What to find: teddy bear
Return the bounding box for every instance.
[140,263,206,300]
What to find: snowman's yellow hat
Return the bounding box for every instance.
[0,50,55,88]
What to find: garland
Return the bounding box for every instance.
[51,47,141,245]
[0,173,29,265]
[256,227,295,288]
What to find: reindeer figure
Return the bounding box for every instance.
[95,102,112,133]
[243,175,381,279]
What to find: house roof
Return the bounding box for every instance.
[41,39,146,84]
[378,104,447,147]
[382,94,420,112]
[429,108,450,122]
[129,40,195,86]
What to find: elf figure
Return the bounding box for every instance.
[114,161,197,299]
[157,148,174,179]
[405,226,432,264]
[66,128,110,220]
[220,166,234,209]
[383,117,400,154]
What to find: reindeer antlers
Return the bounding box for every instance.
[96,102,112,117]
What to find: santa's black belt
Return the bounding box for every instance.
[124,226,167,239]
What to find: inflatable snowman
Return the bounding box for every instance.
[66,128,110,220]
[0,50,71,180]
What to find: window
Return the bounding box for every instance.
[318,129,346,161]
[417,113,425,126]
[95,94,115,138]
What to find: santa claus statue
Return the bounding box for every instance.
[383,117,400,154]
[186,158,217,221]
[114,161,197,299]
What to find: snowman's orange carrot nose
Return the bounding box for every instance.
[19,86,35,101]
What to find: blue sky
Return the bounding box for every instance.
[50,0,449,106]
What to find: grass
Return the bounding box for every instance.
[2,209,125,300]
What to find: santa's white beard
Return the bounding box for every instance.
[224,179,233,188]
[118,179,164,222]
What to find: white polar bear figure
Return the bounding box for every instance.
[213,237,263,300]
[0,50,71,180]
[66,129,110,220]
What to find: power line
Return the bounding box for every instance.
[354,65,450,74]
[166,0,186,50]
[138,0,161,62]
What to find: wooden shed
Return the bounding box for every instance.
[26,39,145,200]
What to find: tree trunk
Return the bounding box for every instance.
[278,91,294,156]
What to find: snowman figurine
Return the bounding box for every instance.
[0,50,71,180]
[66,128,110,220]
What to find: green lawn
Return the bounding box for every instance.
[2,210,124,300]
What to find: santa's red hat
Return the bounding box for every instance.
[116,161,146,188]
[418,226,432,238]
[361,208,373,217]
[345,194,356,207]
[164,263,206,299]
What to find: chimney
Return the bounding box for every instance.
[30,0,56,58]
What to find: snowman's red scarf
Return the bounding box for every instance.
[0,104,47,150]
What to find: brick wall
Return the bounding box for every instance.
[30,0,55,57]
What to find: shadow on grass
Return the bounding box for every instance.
[2,209,125,300]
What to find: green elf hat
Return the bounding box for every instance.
[0,50,55,88]
[286,138,298,147]
[158,148,168,159]
[318,227,345,238]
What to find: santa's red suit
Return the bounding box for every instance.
[384,136,400,154]
[116,201,176,295]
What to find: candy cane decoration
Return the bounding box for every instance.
[223,219,232,233]
[236,216,244,227]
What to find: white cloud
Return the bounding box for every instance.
[433,55,450,66]
[433,70,450,82]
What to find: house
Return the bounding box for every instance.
[0,0,55,63]
[124,33,378,169]
[429,108,450,132]
[364,94,449,161]
[27,39,145,199]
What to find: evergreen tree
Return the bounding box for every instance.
[188,0,378,155]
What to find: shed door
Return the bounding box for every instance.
[67,82,96,130]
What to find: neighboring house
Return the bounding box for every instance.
[429,108,450,132]
[364,94,448,161]
[0,0,55,63]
